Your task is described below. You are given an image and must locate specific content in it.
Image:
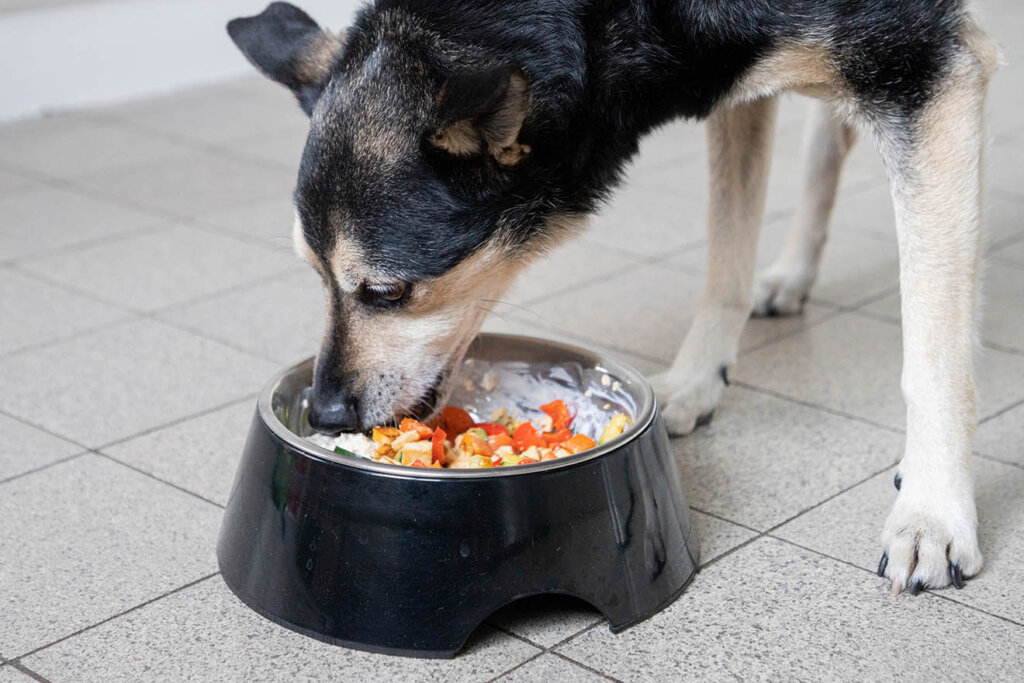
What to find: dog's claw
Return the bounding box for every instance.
[695,410,715,427]
[719,364,730,386]
[894,473,902,490]
[909,580,923,596]
[950,562,965,589]
[877,551,889,577]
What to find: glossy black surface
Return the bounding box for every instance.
[218,336,698,658]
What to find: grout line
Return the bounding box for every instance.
[7,661,53,683]
[550,652,623,682]
[979,396,1024,425]
[11,573,221,663]
[0,223,169,269]
[0,316,140,361]
[738,308,845,357]
[731,381,906,436]
[92,451,226,510]
[766,535,1024,629]
[485,650,546,682]
[0,451,89,487]
[0,408,91,452]
[486,613,615,681]
[94,393,258,452]
[974,452,1024,472]
[687,506,763,536]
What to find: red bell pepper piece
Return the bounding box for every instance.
[431,427,447,465]
[540,399,573,430]
[513,422,546,451]
[488,432,515,450]
[472,422,508,437]
[400,418,433,439]
[542,428,572,446]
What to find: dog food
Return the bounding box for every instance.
[310,400,633,469]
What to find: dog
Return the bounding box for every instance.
[227,0,999,596]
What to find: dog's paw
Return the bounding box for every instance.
[878,479,983,594]
[751,264,815,317]
[649,364,730,436]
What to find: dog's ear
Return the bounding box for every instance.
[431,66,531,166]
[227,2,343,115]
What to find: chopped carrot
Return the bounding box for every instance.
[560,433,597,455]
[399,418,433,439]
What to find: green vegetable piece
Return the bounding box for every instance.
[467,427,488,441]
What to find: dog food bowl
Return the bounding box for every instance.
[217,333,698,658]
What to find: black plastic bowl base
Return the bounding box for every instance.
[217,334,699,658]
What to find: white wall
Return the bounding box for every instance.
[0,0,363,122]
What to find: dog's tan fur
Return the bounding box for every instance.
[431,70,532,165]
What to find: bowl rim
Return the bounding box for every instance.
[257,333,657,479]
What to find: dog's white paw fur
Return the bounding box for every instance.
[751,261,816,317]
[650,364,729,436]
[879,470,983,594]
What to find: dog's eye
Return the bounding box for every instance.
[359,282,411,308]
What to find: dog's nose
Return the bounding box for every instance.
[308,391,361,434]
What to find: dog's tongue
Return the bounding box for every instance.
[447,358,637,440]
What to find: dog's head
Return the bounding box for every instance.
[228,3,573,432]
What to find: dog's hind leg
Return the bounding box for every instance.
[651,96,778,435]
[875,33,997,594]
[752,99,857,316]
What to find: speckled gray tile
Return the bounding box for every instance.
[774,458,1024,625]
[20,223,298,313]
[690,511,758,564]
[505,238,646,306]
[0,186,160,262]
[986,132,1024,200]
[0,320,276,447]
[991,233,1024,267]
[736,313,1024,430]
[976,402,1024,467]
[196,196,297,249]
[102,400,254,507]
[558,537,1024,682]
[489,596,602,649]
[0,413,82,482]
[0,455,221,658]
[982,194,1024,247]
[582,181,707,259]
[97,87,307,147]
[22,578,540,682]
[0,166,38,197]
[496,654,608,682]
[0,118,192,179]
[159,269,322,364]
[0,268,129,355]
[521,262,833,364]
[217,125,310,171]
[672,386,901,530]
[72,150,296,218]
[0,666,34,683]
[859,263,1024,353]
[481,310,668,376]
[672,209,900,308]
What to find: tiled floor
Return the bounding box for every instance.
[3,9,1024,682]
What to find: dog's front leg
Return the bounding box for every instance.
[652,96,778,435]
[876,42,996,593]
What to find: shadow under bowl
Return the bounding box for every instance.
[217,333,699,658]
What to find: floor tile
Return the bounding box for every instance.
[975,402,1024,467]
[22,578,540,683]
[0,268,129,355]
[690,511,758,565]
[496,654,607,682]
[672,386,902,530]
[0,166,38,197]
[0,455,221,658]
[97,86,308,147]
[0,320,277,447]
[991,234,1024,267]
[987,116,1024,197]
[489,596,602,649]
[196,196,298,250]
[217,125,310,171]
[481,309,668,376]
[505,238,646,306]
[773,458,1024,625]
[0,413,82,482]
[557,537,1024,682]
[983,193,1024,247]
[521,262,833,365]
[71,149,296,218]
[102,400,254,507]
[671,207,900,308]
[736,313,1024,430]
[0,118,192,179]
[159,269,327,365]
[20,223,299,313]
[0,185,160,262]
[860,262,1024,352]
[0,667,34,683]
[582,180,707,259]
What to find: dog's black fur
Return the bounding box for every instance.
[231,1,964,288]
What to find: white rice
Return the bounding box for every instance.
[307,432,377,460]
